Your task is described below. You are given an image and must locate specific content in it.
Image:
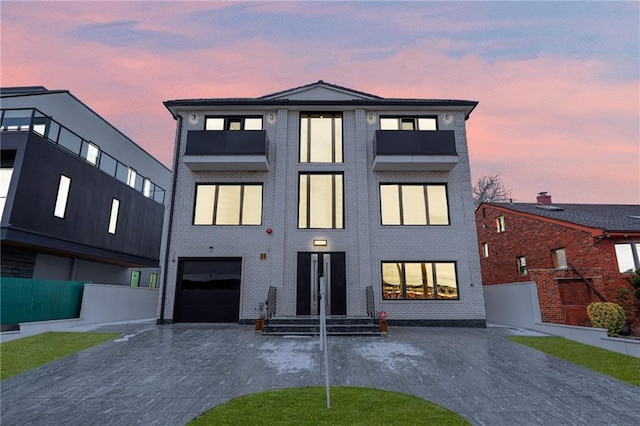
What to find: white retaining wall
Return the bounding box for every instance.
[80,284,158,324]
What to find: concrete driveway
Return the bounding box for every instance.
[1,323,639,425]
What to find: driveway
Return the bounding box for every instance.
[1,323,639,425]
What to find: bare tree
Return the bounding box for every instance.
[473,173,513,208]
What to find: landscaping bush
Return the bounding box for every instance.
[586,302,626,337]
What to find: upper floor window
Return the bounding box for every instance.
[552,248,567,269]
[615,243,640,273]
[205,116,263,131]
[496,215,506,233]
[299,113,343,163]
[482,243,489,258]
[382,261,458,300]
[517,256,527,276]
[0,151,14,218]
[380,184,449,225]
[54,175,71,219]
[379,116,437,131]
[298,173,343,229]
[108,198,120,234]
[193,183,263,226]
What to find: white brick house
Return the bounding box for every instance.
[159,81,485,326]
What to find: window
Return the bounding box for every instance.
[615,243,640,273]
[379,116,437,131]
[382,262,458,300]
[517,256,527,276]
[149,273,158,289]
[130,270,140,287]
[193,184,263,225]
[482,243,489,258]
[0,153,14,218]
[299,113,343,163]
[54,175,71,218]
[496,216,505,233]
[80,141,100,166]
[205,116,263,131]
[299,173,343,229]
[552,248,567,269]
[380,184,449,225]
[108,198,120,234]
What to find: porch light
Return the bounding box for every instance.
[313,239,328,246]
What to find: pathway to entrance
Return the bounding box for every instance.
[1,324,639,425]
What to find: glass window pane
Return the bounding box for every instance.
[0,168,13,198]
[54,175,71,218]
[299,117,308,162]
[99,153,117,176]
[615,244,636,273]
[143,179,152,198]
[427,185,449,225]
[335,174,343,229]
[81,142,100,166]
[418,118,437,130]
[154,187,165,203]
[400,119,415,130]
[115,162,128,183]
[380,118,398,130]
[309,116,333,163]
[298,175,308,228]
[205,118,224,130]
[334,117,343,163]
[33,112,48,136]
[380,185,401,225]
[405,263,427,299]
[127,169,137,188]
[401,186,427,225]
[435,263,457,299]
[309,175,333,228]
[194,185,216,225]
[227,120,241,130]
[1,110,31,131]
[58,128,82,155]
[241,185,262,225]
[215,185,241,225]
[108,198,119,234]
[382,262,403,299]
[244,118,262,130]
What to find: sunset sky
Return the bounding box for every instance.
[2,1,638,204]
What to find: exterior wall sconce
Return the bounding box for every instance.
[367,112,376,124]
[313,239,328,246]
[188,114,198,124]
[444,113,453,124]
[267,112,276,124]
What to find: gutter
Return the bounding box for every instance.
[158,113,182,324]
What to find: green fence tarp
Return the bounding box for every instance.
[0,277,85,325]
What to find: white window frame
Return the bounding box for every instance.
[54,175,71,219]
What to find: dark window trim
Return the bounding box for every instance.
[615,242,640,273]
[192,183,263,226]
[380,261,460,301]
[379,115,439,131]
[297,172,344,229]
[379,182,450,226]
[203,115,264,130]
[298,112,343,164]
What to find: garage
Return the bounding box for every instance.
[175,258,241,322]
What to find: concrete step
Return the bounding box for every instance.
[261,316,385,336]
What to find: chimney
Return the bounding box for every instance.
[536,192,552,205]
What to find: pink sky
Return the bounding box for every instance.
[2,1,638,204]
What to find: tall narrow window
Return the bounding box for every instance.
[54,175,71,218]
[0,159,14,218]
[127,168,137,188]
[193,184,262,225]
[552,248,567,269]
[517,256,527,276]
[298,173,344,229]
[482,243,489,258]
[496,216,506,233]
[108,198,120,234]
[380,184,449,225]
[299,113,343,163]
[130,270,141,287]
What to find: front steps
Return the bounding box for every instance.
[261,316,384,336]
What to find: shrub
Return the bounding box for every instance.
[587,302,626,336]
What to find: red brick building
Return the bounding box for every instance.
[476,193,640,329]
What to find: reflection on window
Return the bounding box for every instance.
[496,216,505,233]
[54,175,71,218]
[380,184,449,225]
[299,173,343,229]
[552,248,567,269]
[379,117,437,131]
[205,116,263,131]
[299,113,343,163]
[193,184,262,225]
[382,261,458,300]
[108,198,120,234]
[517,256,527,276]
[615,243,640,273]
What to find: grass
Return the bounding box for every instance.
[507,336,640,386]
[0,331,120,380]
[189,386,469,425]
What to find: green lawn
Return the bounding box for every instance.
[507,336,640,386]
[189,386,468,425]
[0,331,120,379]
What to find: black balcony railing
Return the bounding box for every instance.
[185,130,269,157]
[0,108,165,203]
[374,130,457,156]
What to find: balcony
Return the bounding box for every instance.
[373,130,458,172]
[183,130,269,171]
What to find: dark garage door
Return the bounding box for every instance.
[176,258,241,322]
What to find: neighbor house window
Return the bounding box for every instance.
[149,273,158,289]
[382,261,458,300]
[193,184,263,225]
[517,256,527,276]
[130,270,140,287]
[552,248,567,269]
[614,243,640,273]
[205,116,263,130]
[54,175,71,219]
[380,184,449,225]
[482,243,489,258]
[379,116,437,131]
[298,173,343,229]
[108,198,120,234]
[299,112,343,163]
[496,215,505,233]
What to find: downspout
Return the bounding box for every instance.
[158,113,183,324]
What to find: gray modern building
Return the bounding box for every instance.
[160,81,485,325]
[1,87,171,286]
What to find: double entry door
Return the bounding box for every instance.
[296,252,346,316]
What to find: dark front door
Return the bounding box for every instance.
[176,258,241,322]
[296,252,346,315]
